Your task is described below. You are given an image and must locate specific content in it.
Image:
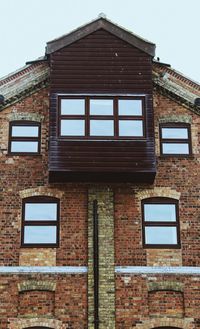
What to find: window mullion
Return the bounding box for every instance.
[114,97,118,137]
[86,97,89,137]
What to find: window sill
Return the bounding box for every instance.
[158,154,195,160]
[143,245,181,249]
[20,245,58,248]
[6,153,42,157]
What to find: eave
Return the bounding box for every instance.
[0,61,199,115]
[0,63,49,111]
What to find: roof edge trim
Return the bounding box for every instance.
[46,17,155,57]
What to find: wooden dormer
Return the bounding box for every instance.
[47,17,156,183]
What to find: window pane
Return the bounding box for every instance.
[145,226,177,245]
[61,120,85,136]
[25,203,57,221]
[61,99,85,115]
[144,204,176,222]
[162,128,188,139]
[163,143,189,154]
[11,141,38,153]
[90,120,114,136]
[119,120,143,137]
[119,99,142,116]
[12,126,39,137]
[90,99,113,115]
[24,226,57,244]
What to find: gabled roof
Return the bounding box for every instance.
[46,16,155,57]
[153,61,200,114]
[0,60,199,115]
[0,62,49,110]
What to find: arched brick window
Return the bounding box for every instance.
[142,197,180,248]
[21,196,60,247]
[8,120,41,154]
[159,122,192,156]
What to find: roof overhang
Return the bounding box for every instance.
[46,17,156,57]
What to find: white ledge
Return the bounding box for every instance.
[0,266,88,274]
[115,266,200,275]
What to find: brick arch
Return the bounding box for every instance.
[147,281,183,292]
[8,112,44,122]
[137,187,181,202]
[133,318,194,329]
[18,280,56,292]
[19,186,64,199]
[24,327,54,329]
[159,115,192,124]
[8,318,65,329]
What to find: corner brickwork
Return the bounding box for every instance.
[88,187,115,329]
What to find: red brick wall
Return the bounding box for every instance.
[148,290,184,317]
[0,83,199,327]
[116,275,200,328]
[1,275,87,328]
[19,290,55,316]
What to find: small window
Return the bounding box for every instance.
[142,198,180,248]
[21,197,59,247]
[9,121,41,154]
[160,123,192,156]
[59,96,145,139]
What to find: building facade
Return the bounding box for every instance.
[0,16,199,329]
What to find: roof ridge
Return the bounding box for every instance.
[47,16,155,47]
[46,16,155,57]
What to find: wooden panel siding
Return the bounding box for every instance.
[48,29,156,182]
[50,30,152,93]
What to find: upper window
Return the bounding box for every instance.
[142,198,180,248]
[21,196,59,247]
[160,123,192,156]
[9,121,41,154]
[58,96,145,139]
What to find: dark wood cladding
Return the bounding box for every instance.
[50,30,152,93]
[48,29,156,183]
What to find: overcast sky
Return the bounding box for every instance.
[1,0,199,83]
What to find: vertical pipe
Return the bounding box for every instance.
[93,199,99,329]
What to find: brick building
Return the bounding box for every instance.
[0,16,199,329]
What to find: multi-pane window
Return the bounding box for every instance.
[142,198,180,248]
[59,96,145,138]
[21,197,59,247]
[160,123,192,156]
[9,121,41,154]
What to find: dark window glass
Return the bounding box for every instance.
[90,120,114,136]
[119,120,143,137]
[59,96,145,139]
[160,123,192,156]
[142,198,180,248]
[118,99,142,116]
[9,121,41,154]
[61,119,85,136]
[61,98,85,115]
[22,197,59,247]
[90,99,113,115]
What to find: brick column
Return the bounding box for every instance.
[88,187,115,329]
